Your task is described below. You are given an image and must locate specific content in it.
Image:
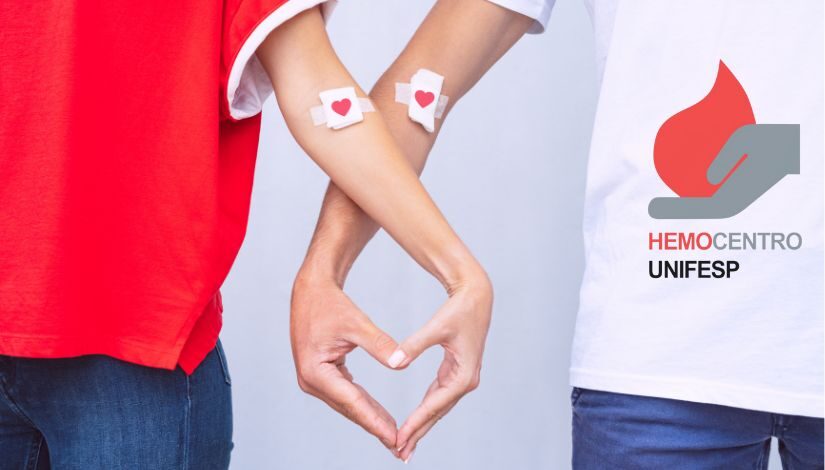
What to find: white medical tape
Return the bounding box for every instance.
[310,87,375,129]
[395,84,448,119]
[394,69,449,132]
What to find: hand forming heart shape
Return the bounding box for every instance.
[290,274,493,463]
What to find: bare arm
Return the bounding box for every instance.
[256,5,496,458]
[290,0,534,462]
[300,0,534,286]
[258,6,484,288]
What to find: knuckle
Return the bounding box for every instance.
[373,331,394,352]
[339,394,366,421]
[380,438,393,450]
[295,365,317,392]
[340,401,356,420]
[296,374,312,393]
[462,372,481,393]
[467,374,481,392]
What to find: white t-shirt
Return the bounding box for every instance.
[489,0,824,418]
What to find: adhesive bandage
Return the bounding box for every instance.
[395,69,449,132]
[311,87,374,129]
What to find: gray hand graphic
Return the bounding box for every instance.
[649,124,800,219]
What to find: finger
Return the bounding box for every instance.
[351,316,400,369]
[707,123,751,184]
[352,382,401,458]
[338,363,354,382]
[308,365,398,452]
[399,379,439,450]
[399,400,458,463]
[317,380,398,452]
[389,317,447,370]
[396,379,463,452]
[397,379,442,460]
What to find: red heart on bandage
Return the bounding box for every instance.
[415,90,435,108]
[331,99,351,116]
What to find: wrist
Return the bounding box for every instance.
[296,254,351,289]
[430,248,490,297]
[446,263,494,310]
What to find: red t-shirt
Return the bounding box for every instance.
[0,0,332,374]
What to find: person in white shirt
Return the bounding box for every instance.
[290,0,824,467]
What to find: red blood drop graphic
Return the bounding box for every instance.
[654,61,755,197]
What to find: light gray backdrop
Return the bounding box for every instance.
[222,1,783,468]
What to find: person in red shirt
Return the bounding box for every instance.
[0,2,492,468]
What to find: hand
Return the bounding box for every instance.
[290,273,401,457]
[388,272,494,462]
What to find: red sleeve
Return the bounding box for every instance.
[221,0,337,121]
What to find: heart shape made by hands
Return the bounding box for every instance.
[292,281,489,463]
[414,90,435,108]
[331,98,352,116]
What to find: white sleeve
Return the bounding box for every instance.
[485,0,555,34]
[226,0,338,120]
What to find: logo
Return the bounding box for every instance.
[648,61,800,219]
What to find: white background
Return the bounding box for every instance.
[222,0,784,468]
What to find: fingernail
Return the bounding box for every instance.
[388,350,407,368]
[404,451,415,464]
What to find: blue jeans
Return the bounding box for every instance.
[0,342,233,470]
[572,388,824,469]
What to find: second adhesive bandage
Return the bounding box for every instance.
[395,69,449,133]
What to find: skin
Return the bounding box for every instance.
[255,5,500,460]
[284,0,533,463]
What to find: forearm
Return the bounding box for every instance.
[300,0,533,286]
[298,96,432,286]
[258,6,483,289]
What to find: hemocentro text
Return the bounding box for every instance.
[647,232,801,279]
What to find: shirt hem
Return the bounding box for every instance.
[483,0,555,34]
[570,367,824,418]
[0,293,224,375]
[177,311,223,375]
[0,334,183,371]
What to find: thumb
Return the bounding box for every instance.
[352,317,400,369]
[388,317,446,370]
